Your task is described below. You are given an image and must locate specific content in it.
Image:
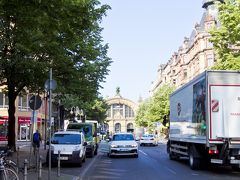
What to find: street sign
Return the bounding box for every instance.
[44,79,57,91]
[29,95,42,110]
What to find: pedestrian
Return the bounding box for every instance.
[33,130,41,155]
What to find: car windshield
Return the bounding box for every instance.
[51,134,81,144]
[112,134,134,141]
[67,124,93,141]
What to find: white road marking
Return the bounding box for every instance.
[139,150,148,156]
[78,154,99,180]
[164,166,177,175]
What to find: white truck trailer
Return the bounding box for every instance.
[167,70,240,170]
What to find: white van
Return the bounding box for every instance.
[46,131,87,166]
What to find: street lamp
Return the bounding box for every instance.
[70,106,84,122]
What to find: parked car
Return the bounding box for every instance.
[140,134,158,146]
[100,132,138,158]
[46,131,87,166]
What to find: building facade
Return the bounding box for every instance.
[105,94,138,135]
[0,89,47,141]
[150,0,222,95]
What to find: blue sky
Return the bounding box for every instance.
[99,0,204,102]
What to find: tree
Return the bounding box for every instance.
[0,0,111,150]
[210,0,240,70]
[148,85,175,124]
[135,85,175,129]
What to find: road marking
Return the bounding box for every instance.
[77,154,100,180]
[139,150,148,156]
[164,166,177,175]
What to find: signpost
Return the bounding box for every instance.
[44,68,57,180]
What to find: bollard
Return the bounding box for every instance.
[24,159,28,180]
[16,147,20,174]
[36,148,39,172]
[57,150,61,177]
[38,155,43,179]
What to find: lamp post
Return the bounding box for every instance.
[70,106,84,122]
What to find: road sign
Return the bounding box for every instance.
[29,95,42,110]
[44,79,57,91]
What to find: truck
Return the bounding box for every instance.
[167,70,240,170]
[67,120,99,158]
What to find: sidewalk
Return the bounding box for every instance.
[1,141,80,180]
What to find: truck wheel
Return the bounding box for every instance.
[89,149,94,158]
[189,149,200,170]
[94,148,97,155]
[169,151,177,160]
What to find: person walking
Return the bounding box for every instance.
[32,130,41,155]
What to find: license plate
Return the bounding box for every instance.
[58,156,68,160]
[120,148,129,151]
[231,160,240,164]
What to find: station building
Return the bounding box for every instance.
[105,93,138,135]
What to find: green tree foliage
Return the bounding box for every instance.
[135,85,175,129]
[210,0,240,69]
[135,99,150,127]
[0,0,111,150]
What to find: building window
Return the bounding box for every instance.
[173,70,175,74]
[173,79,176,85]
[0,92,3,107]
[207,54,214,66]
[184,69,187,79]
[106,109,111,118]
[115,123,121,133]
[0,93,9,108]
[125,105,134,118]
[206,39,213,48]
[127,123,134,133]
[112,104,123,118]
[18,95,29,111]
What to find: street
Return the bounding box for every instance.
[74,143,240,180]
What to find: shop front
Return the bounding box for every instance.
[18,116,41,141]
[0,117,8,141]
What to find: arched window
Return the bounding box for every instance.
[115,123,121,133]
[127,123,134,133]
[125,105,135,117]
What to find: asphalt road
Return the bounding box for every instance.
[79,143,240,180]
[45,143,240,180]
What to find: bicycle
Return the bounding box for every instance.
[0,151,19,180]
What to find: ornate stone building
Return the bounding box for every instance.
[150,0,223,95]
[105,91,138,135]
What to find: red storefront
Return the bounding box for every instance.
[0,116,42,141]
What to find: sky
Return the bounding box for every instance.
[99,0,205,102]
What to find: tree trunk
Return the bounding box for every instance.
[7,89,17,151]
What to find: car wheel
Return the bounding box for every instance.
[134,154,138,158]
[78,158,82,167]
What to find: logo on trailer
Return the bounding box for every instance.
[211,99,219,112]
[177,103,181,116]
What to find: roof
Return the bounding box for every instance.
[54,131,81,135]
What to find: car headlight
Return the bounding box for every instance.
[111,144,118,148]
[74,146,80,151]
[131,144,137,148]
